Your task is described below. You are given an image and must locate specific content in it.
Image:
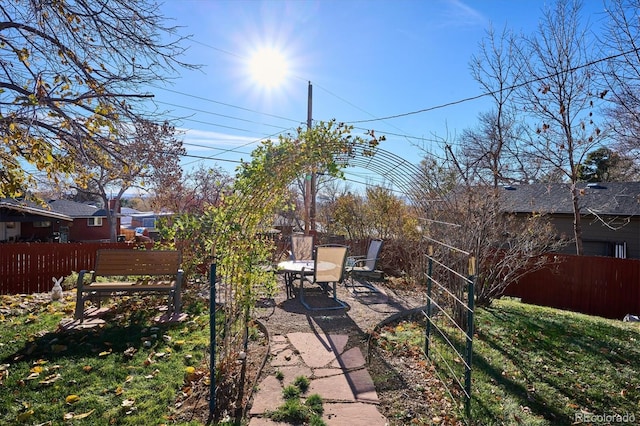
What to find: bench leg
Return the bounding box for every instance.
[74,293,85,321]
[166,289,181,315]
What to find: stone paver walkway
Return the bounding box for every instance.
[247,274,426,425]
[248,331,386,425]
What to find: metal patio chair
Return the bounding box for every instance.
[290,233,314,261]
[284,234,316,298]
[299,245,348,311]
[346,238,383,293]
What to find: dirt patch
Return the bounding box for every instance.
[171,327,269,424]
[368,328,465,425]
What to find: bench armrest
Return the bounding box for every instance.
[76,270,95,291]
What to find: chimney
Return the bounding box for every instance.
[108,199,121,212]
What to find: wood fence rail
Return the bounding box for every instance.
[3,244,638,321]
[505,254,640,320]
[0,242,149,294]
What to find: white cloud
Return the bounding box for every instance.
[442,0,486,28]
[178,128,263,148]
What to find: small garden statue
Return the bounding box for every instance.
[51,277,64,301]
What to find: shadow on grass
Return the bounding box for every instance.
[473,302,640,423]
[1,306,175,365]
[470,347,568,424]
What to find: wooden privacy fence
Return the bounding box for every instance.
[505,254,640,320]
[0,242,147,294]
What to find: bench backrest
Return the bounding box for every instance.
[94,250,181,276]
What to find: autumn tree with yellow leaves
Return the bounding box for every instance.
[0,0,193,199]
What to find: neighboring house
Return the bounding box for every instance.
[47,199,118,242]
[119,207,139,229]
[0,199,73,242]
[127,210,173,241]
[500,182,640,259]
[273,214,296,236]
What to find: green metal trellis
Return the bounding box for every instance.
[424,241,475,417]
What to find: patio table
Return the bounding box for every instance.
[277,260,333,299]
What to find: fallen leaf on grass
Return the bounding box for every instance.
[39,373,62,385]
[16,409,34,422]
[145,368,161,379]
[65,410,95,420]
[65,394,80,404]
[121,399,135,407]
[123,347,137,358]
[83,365,93,372]
[25,372,40,381]
[98,350,112,357]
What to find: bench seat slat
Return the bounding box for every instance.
[86,282,176,290]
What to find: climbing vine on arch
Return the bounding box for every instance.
[160,120,382,420]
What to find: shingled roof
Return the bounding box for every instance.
[499,182,640,216]
[0,198,73,221]
[47,199,108,218]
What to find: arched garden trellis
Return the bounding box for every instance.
[162,121,437,422]
[183,121,560,421]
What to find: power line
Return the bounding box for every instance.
[347,47,640,124]
[180,128,289,167]
[155,100,294,131]
[180,152,244,165]
[152,85,301,124]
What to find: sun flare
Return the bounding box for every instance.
[247,47,289,89]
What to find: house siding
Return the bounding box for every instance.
[502,183,640,260]
[68,218,113,242]
[18,222,56,242]
[548,214,640,259]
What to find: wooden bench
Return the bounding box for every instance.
[74,249,183,321]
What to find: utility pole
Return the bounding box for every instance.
[304,81,315,235]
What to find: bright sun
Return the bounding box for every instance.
[247,47,289,89]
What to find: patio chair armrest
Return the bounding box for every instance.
[351,257,377,266]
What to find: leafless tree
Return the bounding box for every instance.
[458,111,538,185]
[0,0,194,198]
[514,0,604,255]
[460,26,537,186]
[425,183,567,308]
[600,0,640,161]
[151,164,233,215]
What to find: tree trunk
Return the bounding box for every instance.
[570,185,584,255]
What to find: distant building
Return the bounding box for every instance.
[0,198,120,243]
[0,199,72,242]
[499,182,640,259]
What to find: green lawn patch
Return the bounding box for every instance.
[0,293,210,425]
[374,298,640,425]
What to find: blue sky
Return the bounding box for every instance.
[151,0,607,190]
